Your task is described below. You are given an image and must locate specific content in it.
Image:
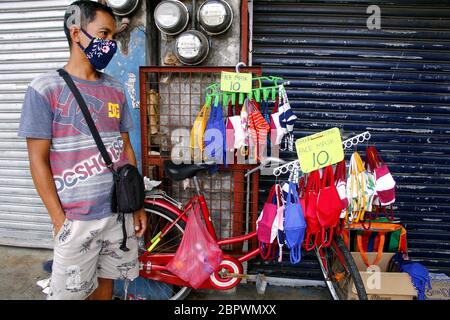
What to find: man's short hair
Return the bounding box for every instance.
[64,0,115,48]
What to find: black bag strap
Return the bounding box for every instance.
[57,69,131,252]
[57,68,115,173]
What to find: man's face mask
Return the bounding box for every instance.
[77,28,117,70]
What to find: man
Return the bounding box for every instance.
[17,0,147,300]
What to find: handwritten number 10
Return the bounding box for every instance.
[230,82,241,91]
[312,150,330,168]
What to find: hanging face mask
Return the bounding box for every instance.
[77,28,117,70]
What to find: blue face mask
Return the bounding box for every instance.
[77,28,117,70]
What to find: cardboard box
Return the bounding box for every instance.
[426,273,450,300]
[352,251,394,272]
[347,252,418,300]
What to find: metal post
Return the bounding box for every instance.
[192,176,201,195]
[243,171,251,252]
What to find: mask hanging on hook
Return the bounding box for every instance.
[292,167,300,183]
[274,167,280,185]
[288,133,294,152]
[223,92,229,107]
[254,88,261,103]
[288,170,294,183]
[231,92,236,106]
[214,94,220,108]
[280,135,288,152]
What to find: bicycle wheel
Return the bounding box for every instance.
[316,235,368,300]
[134,204,191,300]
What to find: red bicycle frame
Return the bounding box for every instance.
[139,194,262,290]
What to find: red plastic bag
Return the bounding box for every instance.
[166,202,223,289]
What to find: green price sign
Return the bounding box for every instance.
[295,128,344,173]
[220,71,252,93]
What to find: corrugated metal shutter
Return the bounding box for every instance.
[0,0,71,248]
[251,0,450,278]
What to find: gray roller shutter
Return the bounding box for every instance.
[251,0,450,277]
[0,0,71,248]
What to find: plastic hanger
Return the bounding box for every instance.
[204,75,286,106]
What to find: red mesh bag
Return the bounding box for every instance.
[166,202,223,289]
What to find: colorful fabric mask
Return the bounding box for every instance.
[278,85,297,133]
[78,28,117,70]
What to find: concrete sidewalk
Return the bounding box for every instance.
[0,245,330,300]
[0,245,53,299]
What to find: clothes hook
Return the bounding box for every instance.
[235,62,246,73]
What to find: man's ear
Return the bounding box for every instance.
[69,25,81,47]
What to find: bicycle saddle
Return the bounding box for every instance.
[163,160,215,181]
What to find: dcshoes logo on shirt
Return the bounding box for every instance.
[56,86,121,135]
[108,103,120,119]
[55,88,103,136]
[53,137,124,193]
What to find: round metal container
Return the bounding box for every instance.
[197,0,233,35]
[174,30,210,65]
[106,0,140,16]
[154,0,189,36]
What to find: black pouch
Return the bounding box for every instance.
[110,164,145,252]
[111,164,145,214]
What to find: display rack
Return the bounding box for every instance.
[139,66,263,252]
[272,131,372,177]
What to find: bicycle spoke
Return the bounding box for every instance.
[146,213,185,253]
[148,214,163,239]
[138,206,191,300]
[155,238,179,252]
[150,230,183,253]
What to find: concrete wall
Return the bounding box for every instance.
[160,0,241,67]
[106,1,149,172]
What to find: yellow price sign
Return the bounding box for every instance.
[295,128,344,173]
[220,71,252,93]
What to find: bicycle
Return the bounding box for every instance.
[137,159,368,300]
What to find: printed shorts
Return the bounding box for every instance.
[47,213,139,300]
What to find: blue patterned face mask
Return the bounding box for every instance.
[77,28,117,70]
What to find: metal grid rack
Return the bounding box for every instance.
[139,67,262,251]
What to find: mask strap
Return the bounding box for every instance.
[76,42,85,51]
[76,28,93,51]
[80,27,94,40]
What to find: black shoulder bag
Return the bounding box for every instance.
[57,68,145,252]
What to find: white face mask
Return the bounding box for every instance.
[228,115,246,149]
[270,112,285,145]
[278,85,297,134]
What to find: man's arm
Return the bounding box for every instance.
[121,132,147,238]
[26,138,66,234]
[121,132,137,167]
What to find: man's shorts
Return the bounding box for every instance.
[47,213,139,300]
